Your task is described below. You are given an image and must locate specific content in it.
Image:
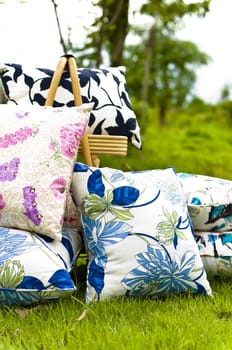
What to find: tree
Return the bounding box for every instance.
[93,0,130,67]
[125,33,210,125]
[51,0,69,55]
[50,0,211,124]
[139,0,211,121]
[60,0,130,67]
[220,84,231,101]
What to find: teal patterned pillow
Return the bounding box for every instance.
[178,173,232,232]
[0,226,83,306]
[196,231,232,278]
[72,163,212,302]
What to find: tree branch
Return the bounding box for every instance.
[51,0,68,55]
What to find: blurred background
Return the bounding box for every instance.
[0,0,231,177]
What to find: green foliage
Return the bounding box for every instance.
[99,107,232,180]
[125,35,211,109]
[141,0,211,29]
[57,0,213,124]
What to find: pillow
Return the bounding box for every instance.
[0,63,142,149]
[195,231,232,278]
[0,103,91,240]
[71,163,212,303]
[178,173,232,232]
[63,192,82,230]
[0,226,83,306]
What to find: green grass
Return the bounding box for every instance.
[99,109,232,179]
[1,109,232,350]
[1,278,232,350]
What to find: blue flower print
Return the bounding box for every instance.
[110,170,135,186]
[87,169,105,197]
[121,244,206,298]
[0,228,36,263]
[81,169,161,221]
[88,260,105,300]
[83,216,131,267]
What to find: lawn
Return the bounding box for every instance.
[1,278,232,350]
[0,109,231,350]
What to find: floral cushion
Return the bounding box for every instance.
[0,226,82,306]
[178,173,232,232]
[0,104,91,240]
[71,163,212,302]
[196,231,232,278]
[63,192,82,230]
[0,63,142,149]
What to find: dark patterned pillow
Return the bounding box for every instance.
[0,63,142,149]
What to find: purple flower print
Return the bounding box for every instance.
[16,111,29,119]
[23,186,42,226]
[60,123,86,159]
[0,194,5,210]
[0,194,6,220]
[0,157,20,182]
[0,126,39,149]
[50,177,67,200]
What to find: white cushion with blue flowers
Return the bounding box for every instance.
[0,226,83,306]
[177,173,232,232]
[0,63,142,149]
[196,231,232,278]
[71,163,212,302]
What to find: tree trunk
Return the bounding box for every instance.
[141,21,156,118]
[106,0,129,66]
[51,0,68,55]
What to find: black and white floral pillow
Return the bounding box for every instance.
[0,63,142,149]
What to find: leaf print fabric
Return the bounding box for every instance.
[0,226,83,306]
[195,231,232,278]
[0,104,91,240]
[177,173,232,232]
[0,63,142,149]
[72,163,212,302]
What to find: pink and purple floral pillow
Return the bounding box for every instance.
[0,104,92,240]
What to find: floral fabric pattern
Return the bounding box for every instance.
[0,226,83,306]
[196,231,232,278]
[178,173,232,232]
[0,104,91,240]
[72,163,212,302]
[63,192,82,230]
[0,63,141,149]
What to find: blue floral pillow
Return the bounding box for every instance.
[0,63,142,149]
[71,163,212,303]
[196,231,232,278]
[178,173,232,232]
[0,226,83,306]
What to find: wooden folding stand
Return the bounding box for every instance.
[45,55,128,167]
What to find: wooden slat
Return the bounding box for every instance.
[79,134,128,156]
[45,55,129,166]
